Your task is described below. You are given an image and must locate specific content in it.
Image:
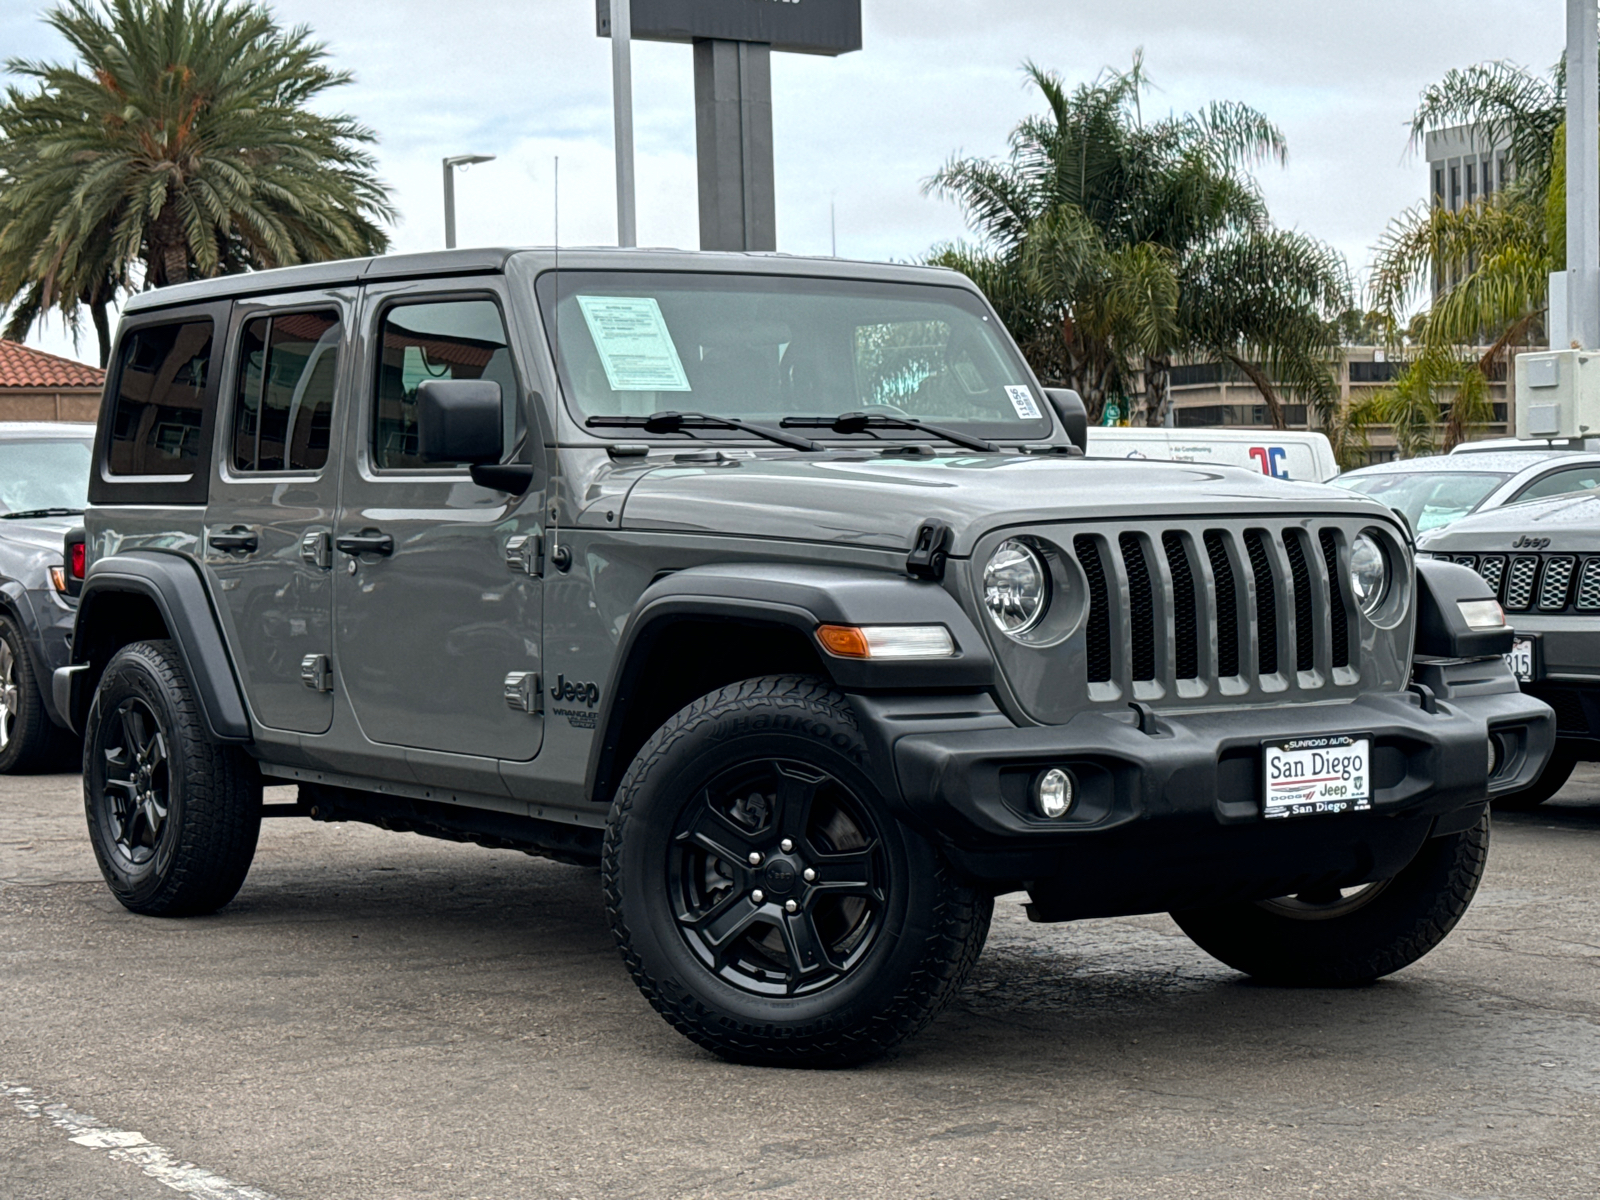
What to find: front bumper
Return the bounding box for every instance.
[850,660,1553,917]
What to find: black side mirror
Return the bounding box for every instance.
[417,379,503,465]
[1045,388,1088,453]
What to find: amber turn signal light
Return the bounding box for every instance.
[815,624,956,660]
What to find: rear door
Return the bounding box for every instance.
[201,290,350,734]
[331,280,544,760]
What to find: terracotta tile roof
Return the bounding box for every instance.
[0,340,104,389]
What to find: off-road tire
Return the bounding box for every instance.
[603,675,992,1068]
[1171,813,1490,987]
[1492,744,1576,812]
[0,615,74,773]
[83,639,261,916]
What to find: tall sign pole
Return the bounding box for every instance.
[1568,0,1599,349]
[611,0,638,248]
[599,1,861,253]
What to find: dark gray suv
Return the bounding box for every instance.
[0,421,92,772]
[55,249,1555,1065]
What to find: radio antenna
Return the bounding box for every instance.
[549,155,562,570]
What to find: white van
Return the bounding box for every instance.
[1085,427,1340,483]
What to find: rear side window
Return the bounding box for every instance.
[1514,465,1600,505]
[232,311,341,472]
[373,300,516,470]
[106,320,214,476]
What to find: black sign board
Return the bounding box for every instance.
[597,0,861,56]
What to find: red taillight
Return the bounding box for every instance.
[70,541,86,580]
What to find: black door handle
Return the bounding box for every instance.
[210,526,258,553]
[335,530,395,557]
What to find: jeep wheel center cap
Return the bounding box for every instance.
[762,859,798,895]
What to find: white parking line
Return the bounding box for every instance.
[4,1082,279,1200]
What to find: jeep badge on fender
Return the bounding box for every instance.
[58,246,1555,1068]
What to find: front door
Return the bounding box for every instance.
[332,283,544,760]
[202,292,350,735]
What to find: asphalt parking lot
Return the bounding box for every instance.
[4,770,1600,1200]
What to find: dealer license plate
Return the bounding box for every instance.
[1504,637,1534,683]
[1263,734,1372,819]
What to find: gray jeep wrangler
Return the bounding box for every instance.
[57,248,1554,1066]
[1417,490,1600,808]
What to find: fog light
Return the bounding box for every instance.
[1034,768,1074,818]
[1488,732,1508,778]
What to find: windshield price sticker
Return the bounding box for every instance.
[577,296,692,392]
[1263,734,1371,819]
[1505,637,1534,683]
[1005,385,1042,419]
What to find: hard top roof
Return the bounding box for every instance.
[120,247,969,314]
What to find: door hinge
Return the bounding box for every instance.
[504,671,542,714]
[300,653,333,693]
[505,533,543,577]
[300,530,332,570]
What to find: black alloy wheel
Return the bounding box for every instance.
[99,697,174,869]
[669,758,888,997]
[605,676,992,1067]
[84,639,260,916]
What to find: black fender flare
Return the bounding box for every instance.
[583,562,995,805]
[64,550,252,743]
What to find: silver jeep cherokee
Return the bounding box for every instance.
[1418,489,1600,808]
[55,248,1554,1066]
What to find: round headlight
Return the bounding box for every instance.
[1349,532,1390,616]
[983,539,1049,635]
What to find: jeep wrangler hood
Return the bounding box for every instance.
[615,454,1387,553]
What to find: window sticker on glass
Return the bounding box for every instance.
[1005,385,1042,419]
[576,296,691,392]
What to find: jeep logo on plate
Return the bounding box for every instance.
[1512,535,1552,549]
[549,674,601,707]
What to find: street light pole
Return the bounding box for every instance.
[611,0,637,247]
[443,154,496,249]
[1568,0,1600,349]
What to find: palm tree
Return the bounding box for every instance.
[1368,58,1563,453]
[0,0,394,365]
[925,59,1352,431]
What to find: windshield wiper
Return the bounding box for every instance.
[779,413,998,454]
[586,412,824,452]
[0,507,83,520]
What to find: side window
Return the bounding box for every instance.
[107,320,214,476]
[1515,466,1600,504]
[232,311,342,472]
[373,299,517,470]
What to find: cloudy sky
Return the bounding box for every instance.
[0,0,1570,365]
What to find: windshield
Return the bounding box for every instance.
[0,438,92,515]
[1333,470,1508,532]
[536,271,1053,441]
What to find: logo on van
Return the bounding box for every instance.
[550,674,601,707]
[1512,535,1552,550]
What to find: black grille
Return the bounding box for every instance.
[1455,551,1600,616]
[1075,535,1112,683]
[1205,530,1240,678]
[1244,529,1278,676]
[1319,529,1350,669]
[1120,533,1156,682]
[1284,531,1315,673]
[1163,532,1199,680]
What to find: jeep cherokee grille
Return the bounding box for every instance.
[1071,520,1365,702]
[1436,550,1600,613]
